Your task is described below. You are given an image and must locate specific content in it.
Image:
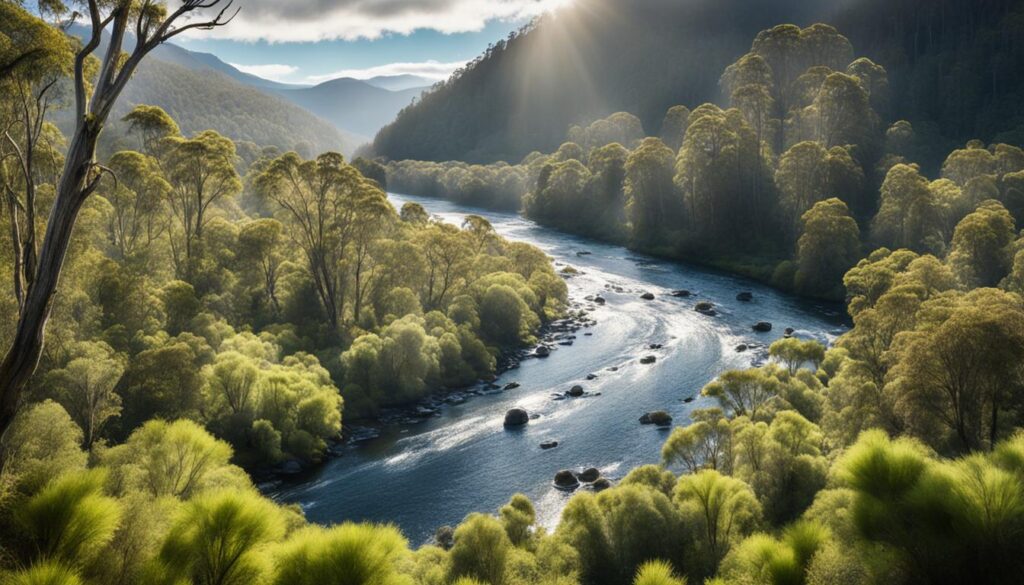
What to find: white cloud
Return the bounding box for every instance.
[180,0,573,43]
[228,63,299,82]
[305,60,468,83]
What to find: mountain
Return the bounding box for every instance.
[364,74,435,92]
[275,79,427,141]
[372,0,1024,164]
[149,43,310,91]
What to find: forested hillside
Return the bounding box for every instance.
[374,0,1024,165]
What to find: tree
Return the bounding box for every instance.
[0,0,236,443]
[122,104,180,157]
[153,490,285,585]
[101,151,170,261]
[270,523,409,585]
[164,130,241,275]
[702,369,781,419]
[768,338,825,374]
[625,138,680,245]
[660,105,691,152]
[947,200,1016,287]
[237,219,286,317]
[256,152,386,331]
[793,198,861,298]
[18,470,121,568]
[500,494,536,547]
[448,514,513,585]
[632,560,687,585]
[886,288,1024,452]
[872,164,946,253]
[674,470,761,579]
[0,400,86,495]
[44,342,125,447]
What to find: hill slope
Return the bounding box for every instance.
[276,78,426,141]
[373,0,1024,163]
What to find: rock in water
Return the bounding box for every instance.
[753,322,773,332]
[594,296,606,305]
[504,408,529,427]
[577,467,601,482]
[554,470,580,490]
[567,385,585,397]
[695,301,716,315]
[535,346,551,358]
[503,382,521,390]
[736,291,754,302]
[640,292,655,300]
[540,440,559,450]
[591,478,612,492]
[639,411,673,427]
[640,355,657,365]
[671,290,691,297]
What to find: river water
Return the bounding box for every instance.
[266,192,849,544]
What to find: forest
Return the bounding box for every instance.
[3,1,1024,585]
[385,23,1024,301]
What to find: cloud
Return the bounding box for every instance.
[305,60,468,83]
[181,0,573,43]
[228,63,299,82]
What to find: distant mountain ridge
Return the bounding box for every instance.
[64,25,430,154]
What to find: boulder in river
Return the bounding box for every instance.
[591,478,612,492]
[577,467,601,482]
[784,327,795,337]
[504,408,530,427]
[736,344,748,352]
[567,385,585,397]
[640,411,674,427]
[753,322,773,332]
[640,292,655,300]
[736,291,754,302]
[594,296,606,305]
[695,301,716,315]
[554,470,580,490]
[540,440,559,450]
[504,382,521,390]
[586,373,598,380]
[535,346,551,358]
[671,290,692,297]
[640,355,657,365]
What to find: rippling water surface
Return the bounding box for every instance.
[267,193,849,543]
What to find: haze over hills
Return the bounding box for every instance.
[373,0,1024,164]
[275,78,427,141]
[66,24,430,155]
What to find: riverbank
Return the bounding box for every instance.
[263,192,848,543]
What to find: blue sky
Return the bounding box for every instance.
[175,0,572,85]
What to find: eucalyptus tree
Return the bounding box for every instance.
[255,151,388,331]
[0,0,236,441]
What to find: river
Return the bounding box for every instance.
[266,192,849,544]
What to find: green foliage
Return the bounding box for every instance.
[18,471,121,567]
[448,514,513,585]
[0,401,86,496]
[631,560,686,585]
[270,523,410,585]
[152,490,286,585]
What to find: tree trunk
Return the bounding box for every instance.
[0,122,99,435]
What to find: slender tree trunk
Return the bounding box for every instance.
[0,122,99,434]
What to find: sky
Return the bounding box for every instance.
[174,0,574,85]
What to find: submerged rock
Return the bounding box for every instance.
[540,440,559,450]
[504,382,521,390]
[640,355,657,365]
[736,291,754,302]
[504,408,529,427]
[753,322,773,332]
[671,290,692,297]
